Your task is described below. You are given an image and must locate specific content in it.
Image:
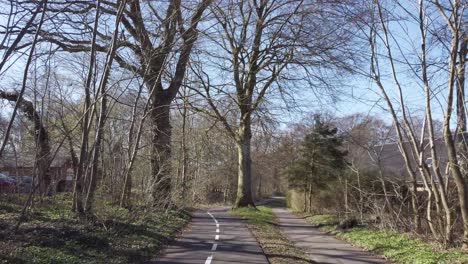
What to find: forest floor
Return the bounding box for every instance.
[303,214,468,264]
[0,193,189,264]
[231,199,313,264]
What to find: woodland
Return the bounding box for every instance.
[0,0,468,262]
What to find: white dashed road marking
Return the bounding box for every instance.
[206,211,220,264]
[205,255,213,264]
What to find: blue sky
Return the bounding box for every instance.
[0,0,459,132]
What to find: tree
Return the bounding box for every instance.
[190,0,355,208]
[285,115,347,213]
[0,0,49,193]
[6,0,212,206]
[354,0,468,246]
[0,91,51,194]
[0,0,47,159]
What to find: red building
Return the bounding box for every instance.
[0,154,74,192]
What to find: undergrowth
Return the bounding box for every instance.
[0,193,189,264]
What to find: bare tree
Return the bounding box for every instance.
[0,91,51,193]
[7,0,212,206]
[189,0,355,207]
[83,0,127,213]
[0,0,49,193]
[355,0,468,246]
[433,0,468,248]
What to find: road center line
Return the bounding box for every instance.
[207,210,220,260]
[205,255,213,264]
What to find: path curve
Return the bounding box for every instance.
[152,207,269,264]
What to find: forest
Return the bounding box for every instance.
[0,0,468,263]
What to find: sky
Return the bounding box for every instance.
[0,0,461,133]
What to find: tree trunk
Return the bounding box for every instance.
[180,94,188,196]
[35,116,51,195]
[456,35,468,249]
[72,0,101,216]
[344,178,349,220]
[233,119,255,208]
[84,93,107,213]
[120,166,132,207]
[84,0,124,213]
[256,173,262,199]
[456,35,467,142]
[303,189,307,212]
[308,183,313,214]
[150,97,172,206]
[0,91,51,194]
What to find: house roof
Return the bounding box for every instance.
[365,138,450,181]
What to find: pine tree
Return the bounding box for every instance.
[285,115,347,212]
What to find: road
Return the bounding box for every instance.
[272,207,386,264]
[152,207,269,264]
[153,201,387,264]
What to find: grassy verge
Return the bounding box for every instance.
[304,214,468,264]
[0,193,190,264]
[231,200,312,264]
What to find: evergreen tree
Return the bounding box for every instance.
[285,115,347,211]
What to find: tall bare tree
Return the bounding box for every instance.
[8,0,212,206]
[0,0,49,193]
[356,0,468,246]
[83,0,127,213]
[189,0,355,207]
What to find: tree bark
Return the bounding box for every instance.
[150,96,172,206]
[233,116,255,208]
[308,182,313,214]
[456,35,467,140]
[180,91,188,197]
[456,35,468,249]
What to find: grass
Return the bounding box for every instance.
[0,193,190,264]
[304,214,468,264]
[306,214,339,227]
[231,200,313,264]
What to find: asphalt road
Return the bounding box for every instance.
[152,207,269,264]
[272,207,387,264]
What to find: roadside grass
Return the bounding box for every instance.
[304,214,468,264]
[0,193,190,264]
[231,201,313,264]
